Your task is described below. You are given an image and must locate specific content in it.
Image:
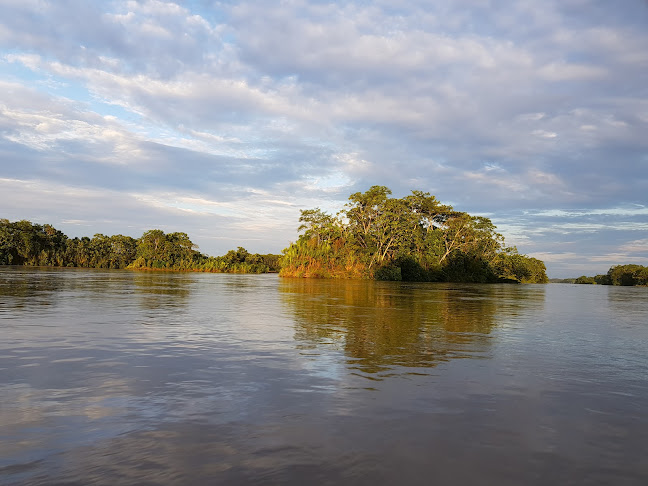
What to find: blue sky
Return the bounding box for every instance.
[1,0,647,278]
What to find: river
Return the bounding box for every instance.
[1,267,647,485]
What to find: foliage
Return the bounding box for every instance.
[607,264,648,286]
[594,274,612,285]
[194,246,282,274]
[129,230,195,270]
[492,252,549,283]
[558,266,647,286]
[0,219,68,266]
[549,278,576,284]
[374,264,403,281]
[0,219,280,274]
[279,187,548,283]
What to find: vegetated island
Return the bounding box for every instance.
[551,264,648,287]
[280,186,548,283]
[0,219,280,274]
[1,185,555,283]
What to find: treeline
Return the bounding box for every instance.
[0,219,280,273]
[280,186,548,283]
[571,264,648,286]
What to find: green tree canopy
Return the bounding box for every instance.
[280,187,548,283]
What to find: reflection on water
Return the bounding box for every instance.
[133,273,191,311]
[281,279,544,374]
[1,268,647,485]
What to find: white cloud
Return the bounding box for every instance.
[541,223,648,234]
[124,0,187,17]
[518,112,546,122]
[1,0,647,277]
[0,104,140,158]
[619,239,648,254]
[532,130,557,139]
[531,252,582,263]
[533,207,648,218]
[589,253,647,264]
[538,62,607,81]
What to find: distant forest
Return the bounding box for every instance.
[280,186,548,283]
[0,219,281,274]
[552,265,648,286]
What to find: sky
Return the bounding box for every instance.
[0,0,647,278]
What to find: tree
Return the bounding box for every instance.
[133,229,168,268]
[607,264,648,286]
[109,235,137,268]
[0,219,18,265]
[344,185,392,251]
[280,186,548,283]
[132,230,197,269]
[298,208,343,245]
[0,219,279,274]
[594,274,611,285]
[435,214,503,266]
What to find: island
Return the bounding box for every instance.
[1,185,556,283]
[280,186,547,283]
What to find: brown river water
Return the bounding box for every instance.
[1,267,647,485]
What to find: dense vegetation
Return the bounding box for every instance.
[570,265,648,286]
[280,186,548,283]
[0,219,280,273]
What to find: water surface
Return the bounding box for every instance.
[1,267,647,485]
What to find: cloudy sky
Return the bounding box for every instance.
[1,0,647,277]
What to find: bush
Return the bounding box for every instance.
[394,256,429,281]
[594,274,611,285]
[374,265,402,281]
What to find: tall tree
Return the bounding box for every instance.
[280,186,548,283]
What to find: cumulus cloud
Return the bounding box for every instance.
[0,0,647,276]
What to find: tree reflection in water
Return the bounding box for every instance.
[280,279,544,375]
[133,272,192,311]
